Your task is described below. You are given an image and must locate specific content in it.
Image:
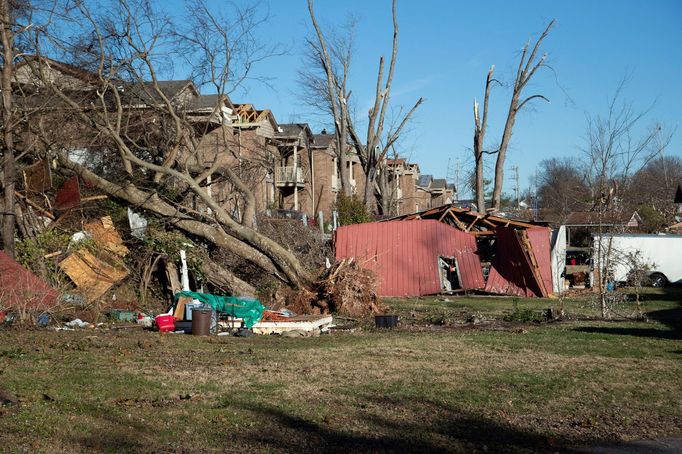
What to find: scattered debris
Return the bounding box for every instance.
[127,208,148,239]
[252,314,332,336]
[65,319,92,329]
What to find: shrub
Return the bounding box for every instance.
[335,195,372,226]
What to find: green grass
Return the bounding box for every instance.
[0,288,680,453]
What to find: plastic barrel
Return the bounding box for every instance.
[192,308,212,336]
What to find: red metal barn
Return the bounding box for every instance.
[335,220,485,297]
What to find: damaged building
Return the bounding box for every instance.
[335,205,556,298]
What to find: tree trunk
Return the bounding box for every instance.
[201,259,256,297]
[491,95,519,211]
[1,0,15,258]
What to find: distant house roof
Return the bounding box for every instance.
[187,93,233,111]
[386,158,406,166]
[151,80,196,99]
[431,178,448,189]
[565,210,641,227]
[418,175,433,187]
[312,133,334,149]
[125,80,199,106]
[275,124,315,148]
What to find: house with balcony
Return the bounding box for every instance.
[274,124,315,214]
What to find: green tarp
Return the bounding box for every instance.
[173,291,265,328]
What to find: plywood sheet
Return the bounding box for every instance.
[59,250,127,301]
[85,216,129,256]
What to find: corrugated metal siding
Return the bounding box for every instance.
[335,220,484,297]
[526,227,554,297]
[485,227,542,297]
[0,251,59,309]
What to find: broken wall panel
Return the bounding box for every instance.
[335,220,484,297]
[55,176,80,211]
[484,227,543,297]
[525,227,554,297]
[84,216,129,257]
[22,159,52,193]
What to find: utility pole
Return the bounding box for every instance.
[510,165,520,209]
[455,157,460,201]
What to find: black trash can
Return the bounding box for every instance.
[375,315,399,328]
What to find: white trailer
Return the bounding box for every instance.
[592,234,682,287]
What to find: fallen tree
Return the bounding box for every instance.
[16,0,314,293]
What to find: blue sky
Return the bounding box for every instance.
[166,0,682,197]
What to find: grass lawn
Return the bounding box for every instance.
[0,288,680,453]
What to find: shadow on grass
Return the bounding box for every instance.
[224,394,606,453]
[573,288,682,341]
[67,402,151,453]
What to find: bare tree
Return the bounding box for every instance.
[306,0,423,214]
[537,157,590,222]
[472,65,497,212]
[478,20,555,212]
[625,155,682,231]
[582,78,672,317]
[0,0,17,257]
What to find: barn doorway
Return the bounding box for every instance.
[438,257,462,292]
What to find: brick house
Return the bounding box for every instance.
[274,124,314,213]
[310,133,339,219]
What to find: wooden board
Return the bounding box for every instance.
[85,216,129,257]
[59,250,127,301]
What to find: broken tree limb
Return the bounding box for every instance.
[15,191,55,220]
[162,257,182,295]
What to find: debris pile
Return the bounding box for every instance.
[319,259,382,317]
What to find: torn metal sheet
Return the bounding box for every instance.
[84,216,129,257]
[55,176,80,211]
[335,220,485,297]
[0,251,59,310]
[59,250,127,301]
[484,227,550,297]
[525,227,554,297]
